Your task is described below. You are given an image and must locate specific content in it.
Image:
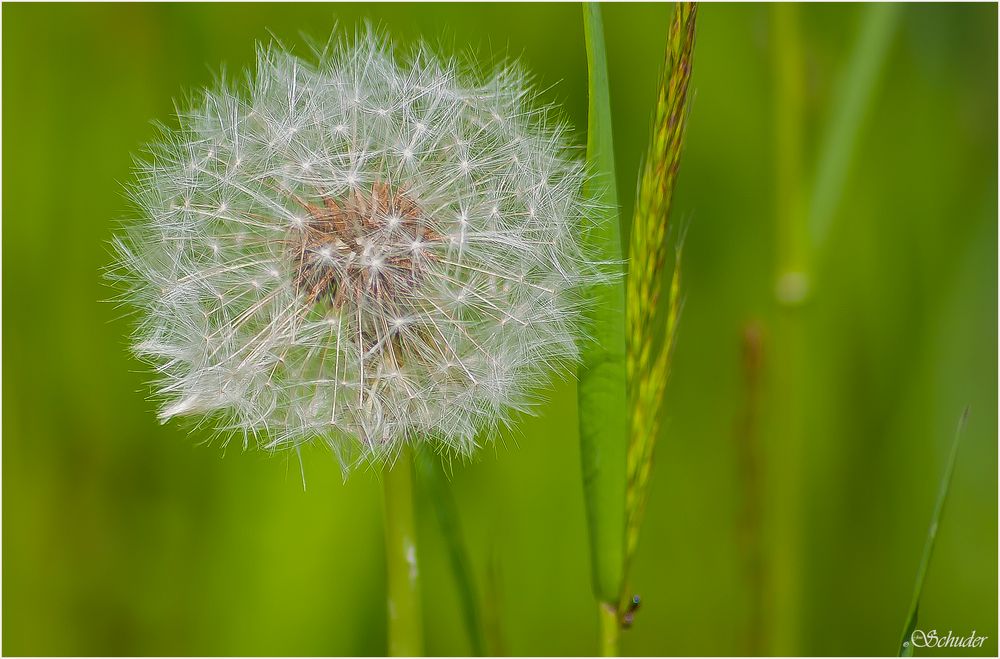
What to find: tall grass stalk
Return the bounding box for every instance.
[622,0,696,609]
[383,447,423,656]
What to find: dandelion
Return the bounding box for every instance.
[111,28,601,469]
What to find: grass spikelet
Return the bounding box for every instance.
[622,1,697,608]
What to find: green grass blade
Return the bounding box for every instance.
[413,450,486,656]
[809,3,900,249]
[898,407,970,656]
[578,1,628,609]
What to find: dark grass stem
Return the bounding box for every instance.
[483,551,508,657]
[735,322,765,656]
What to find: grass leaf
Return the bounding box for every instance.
[578,1,628,608]
[898,407,970,656]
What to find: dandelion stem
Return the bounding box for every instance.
[383,446,423,657]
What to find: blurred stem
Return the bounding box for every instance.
[767,7,900,655]
[768,5,806,655]
[772,3,809,306]
[735,322,765,656]
[598,602,620,657]
[483,550,508,656]
[809,4,900,249]
[384,446,423,657]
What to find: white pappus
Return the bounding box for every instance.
[111,28,604,468]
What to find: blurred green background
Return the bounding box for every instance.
[3,3,996,656]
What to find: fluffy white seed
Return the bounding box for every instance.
[112,29,604,469]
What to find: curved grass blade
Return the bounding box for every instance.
[414,449,486,656]
[898,407,969,656]
[578,1,628,614]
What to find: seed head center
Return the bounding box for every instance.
[290,181,441,310]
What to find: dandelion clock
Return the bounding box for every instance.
[114,30,600,464]
[111,27,603,656]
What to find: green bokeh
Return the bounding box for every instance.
[3,3,996,655]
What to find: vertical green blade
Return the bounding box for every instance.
[578,1,628,608]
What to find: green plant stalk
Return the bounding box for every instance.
[768,5,807,655]
[598,602,620,657]
[772,2,808,304]
[622,4,696,612]
[735,322,765,656]
[579,0,627,616]
[898,407,969,656]
[383,446,423,657]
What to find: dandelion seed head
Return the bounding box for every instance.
[112,28,604,469]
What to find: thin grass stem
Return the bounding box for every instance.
[898,407,970,656]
